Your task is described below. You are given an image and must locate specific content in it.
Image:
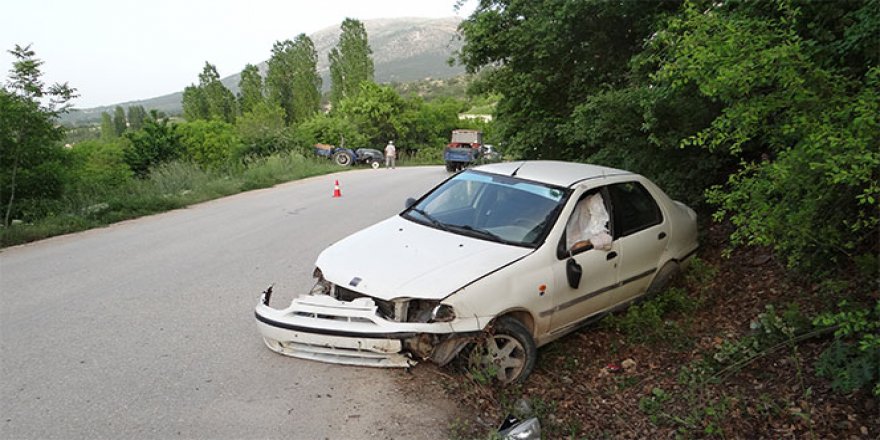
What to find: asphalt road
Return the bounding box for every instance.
[0,166,458,440]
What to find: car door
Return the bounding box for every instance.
[547,188,620,335]
[605,181,667,305]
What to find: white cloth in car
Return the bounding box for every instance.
[565,193,612,251]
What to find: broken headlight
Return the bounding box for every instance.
[310,267,332,296]
[407,299,456,323]
[430,304,456,323]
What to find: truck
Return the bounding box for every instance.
[444,129,483,172]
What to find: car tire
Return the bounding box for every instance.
[445,163,456,172]
[333,151,352,167]
[471,316,537,384]
[646,261,680,296]
[371,160,380,169]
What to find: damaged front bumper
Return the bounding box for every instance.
[255,286,476,368]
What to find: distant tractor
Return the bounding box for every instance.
[314,143,384,169]
[444,129,483,172]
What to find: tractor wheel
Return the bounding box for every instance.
[333,151,352,167]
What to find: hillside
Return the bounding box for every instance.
[60,17,465,125]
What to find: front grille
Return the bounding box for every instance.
[334,286,396,320]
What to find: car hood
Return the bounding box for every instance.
[316,215,533,301]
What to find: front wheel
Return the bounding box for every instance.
[469,316,537,384]
[333,151,352,166]
[370,160,381,169]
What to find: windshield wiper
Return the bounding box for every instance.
[448,224,513,244]
[408,208,449,231]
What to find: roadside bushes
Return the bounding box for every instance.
[176,119,242,168]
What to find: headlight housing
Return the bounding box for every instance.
[430,304,456,323]
[310,267,332,296]
[406,299,456,323]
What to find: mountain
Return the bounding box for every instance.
[61,17,465,125]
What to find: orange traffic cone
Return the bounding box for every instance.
[332,180,342,198]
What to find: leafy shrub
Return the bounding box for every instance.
[67,139,134,190]
[123,118,182,177]
[176,119,242,168]
[813,300,880,396]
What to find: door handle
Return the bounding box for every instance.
[606,251,617,261]
[658,232,667,240]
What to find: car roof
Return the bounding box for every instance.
[473,160,632,188]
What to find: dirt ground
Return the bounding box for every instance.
[399,222,879,439]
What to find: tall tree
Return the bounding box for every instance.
[113,105,127,136]
[328,18,374,107]
[458,0,680,160]
[1,44,76,225]
[127,105,146,131]
[266,36,321,125]
[100,111,115,139]
[289,34,322,123]
[237,63,263,115]
[182,84,209,121]
[199,62,236,123]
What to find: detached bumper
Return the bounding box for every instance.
[255,292,419,368]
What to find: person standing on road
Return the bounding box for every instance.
[384,140,396,169]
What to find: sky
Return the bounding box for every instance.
[1,0,476,108]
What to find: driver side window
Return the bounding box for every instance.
[564,190,612,253]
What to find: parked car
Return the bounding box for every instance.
[480,144,502,163]
[314,143,384,168]
[255,161,698,383]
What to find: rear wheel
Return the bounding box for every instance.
[333,151,352,166]
[468,316,536,384]
[646,261,680,296]
[445,162,456,172]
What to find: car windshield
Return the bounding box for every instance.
[403,170,570,247]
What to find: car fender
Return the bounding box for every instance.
[442,248,555,338]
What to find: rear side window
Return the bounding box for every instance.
[608,182,662,237]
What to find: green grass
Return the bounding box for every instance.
[0,152,340,248]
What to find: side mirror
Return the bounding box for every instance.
[405,197,417,209]
[566,258,582,289]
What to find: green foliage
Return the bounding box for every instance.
[1,44,76,225]
[266,35,322,125]
[293,113,365,150]
[813,300,880,396]
[122,118,182,177]
[100,112,115,139]
[235,101,296,158]
[201,63,237,123]
[67,138,134,190]
[127,105,147,132]
[113,105,127,136]
[399,96,464,153]
[183,62,236,123]
[182,84,209,121]
[336,82,407,147]
[458,0,680,160]
[237,64,264,115]
[329,18,374,107]
[459,0,879,278]
[175,119,242,168]
[654,1,880,273]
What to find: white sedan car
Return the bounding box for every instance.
[255,161,698,383]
